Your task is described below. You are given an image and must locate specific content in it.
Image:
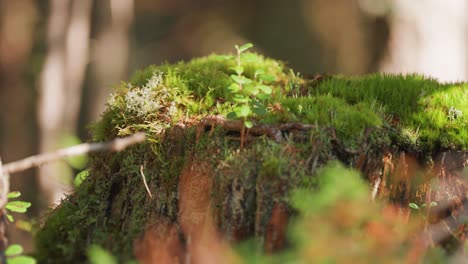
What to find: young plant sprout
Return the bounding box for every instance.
[227,43,274,149]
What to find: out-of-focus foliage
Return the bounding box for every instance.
[239,162,425,264]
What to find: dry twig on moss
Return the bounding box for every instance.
[196,115,316,143]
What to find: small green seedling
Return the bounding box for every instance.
[5,244,36,264]
[4,192,35,264]
[227,43,274,149]
[5,191,31,222]
[409,201,438,219]
[409,201,438,210]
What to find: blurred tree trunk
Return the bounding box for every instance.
[381,0,468,82]
[84,0,134,125]
[38,0,92,205]
[0,0,38,251]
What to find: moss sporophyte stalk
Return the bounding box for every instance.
[34,45,467,263]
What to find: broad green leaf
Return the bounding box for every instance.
[87,245,117,264]
[244,120,253,128]
[409,203,419,210]
[227,83,240,93]
[243,85,259,96]
[227,111,237,119]
[429,201,438,207]
[234,105,251,118]
[6,244,23,256]
[67,154,88,170]
[230,66,244,75]
[8,256,36,264]
[61,135,88,169]
[254,69,265,78]
[259,74,276,83]
[233,95,250,103]
[237,43,253,53]
[7,214,14,222]
[6,201,31,213]
[15,220,32,232]
[230,75,253,85]
[252,105,268,116]
[256,85,272,94]
[74,170,90,187]
[256,93,271,101]
[7,192,21,199]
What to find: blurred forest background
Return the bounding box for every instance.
[0,0,467,251]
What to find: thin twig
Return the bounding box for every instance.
[140,165,153,198]
[0,159,8,209]
[1,133,146,175]
[0,159,9,263]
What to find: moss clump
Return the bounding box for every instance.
[35,51,467,263]
[312,74,467,151]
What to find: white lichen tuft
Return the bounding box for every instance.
[120,71,176,117]
[448,106,462,122]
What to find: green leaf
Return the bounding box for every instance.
[230,75,253,85]
[6,201,31,213]
[230,66,244,75]
[252,105,268,116]
[8,256,36,264]
[6,244,23,256]
[243,85,259,96]
[227,83,240,93]
[7,192,21,199]
[237,43,253,53]
[256,93,271,101]
[254,69,265,78]
[61,135,88,169]
[67,154,88,170]
[233,95,250,103]
[87,245,117,264]
[256,85,272,94]
[409,203,419,210]
[7,214,14,222]
[259,74,276,83]
[244,120,253,128]
[74,170,90,187]
[227,111,237,119]
[234,105,251,118]
[429,201,438,207]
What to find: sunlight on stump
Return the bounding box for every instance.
[33,51,467,263]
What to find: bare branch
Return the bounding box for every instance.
[196,115,316,143]
[1,133,146,175]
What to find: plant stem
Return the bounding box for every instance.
[240,118,245,150]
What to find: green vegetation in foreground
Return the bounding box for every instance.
[238,162,453,264]
[35,49,467,263]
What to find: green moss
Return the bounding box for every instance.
[93,53,466,151]
[35,52,467,263]
[312,74,467,150]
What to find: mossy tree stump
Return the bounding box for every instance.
[35,53,467,263]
